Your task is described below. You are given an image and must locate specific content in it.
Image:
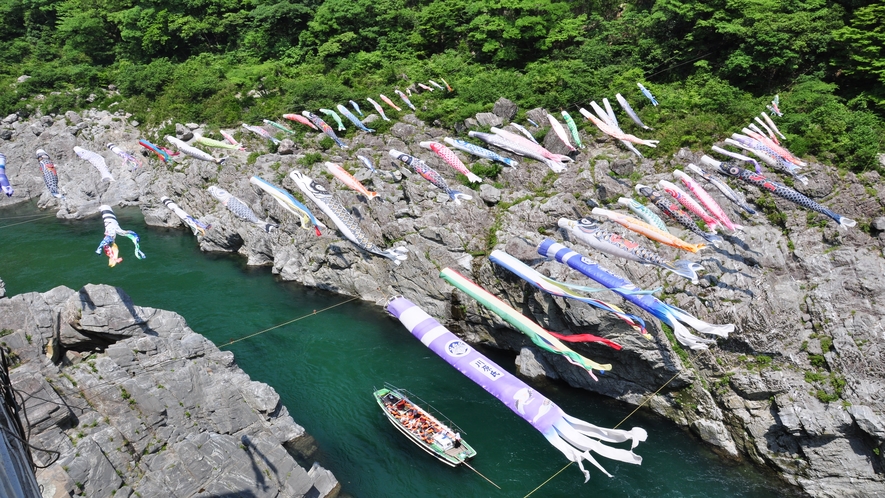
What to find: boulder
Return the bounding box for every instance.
[175,123,193,141]
[475,113,503,128]
[492,98,518,121]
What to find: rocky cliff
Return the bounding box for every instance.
[0,280,339,497]
[1,97,884,496]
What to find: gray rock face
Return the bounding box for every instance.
[492,98,518,121]
[175,122,194,141]
[2,106,885,497]
[525,108,547,127]
[474,112,503,128]
[610,158,635,177]
[0,285,340,498]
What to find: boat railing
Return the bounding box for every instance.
[380,382,468,436]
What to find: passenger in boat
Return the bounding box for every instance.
[452,432,462,447]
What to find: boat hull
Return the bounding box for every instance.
[374,387,476,467]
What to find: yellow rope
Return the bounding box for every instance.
[525,369,683,496]
[523,461,573,498]
[219,296,359,347]
[614,370,681,429]
[0,214,56,229]
[0,213,54,220]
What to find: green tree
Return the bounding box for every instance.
[832,3,885,107]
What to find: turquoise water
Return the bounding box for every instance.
[0,202,795,497]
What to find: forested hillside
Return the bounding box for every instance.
[1,0,882,170]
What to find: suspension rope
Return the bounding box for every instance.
[524,368,683,497]
[0,214,56,229]
[220,296,360,347]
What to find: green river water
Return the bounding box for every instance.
[0,201,796,497]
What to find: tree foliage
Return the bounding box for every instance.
[0,0,882,171]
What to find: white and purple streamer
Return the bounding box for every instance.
[386,296,647,482]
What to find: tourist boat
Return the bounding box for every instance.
[374,386,477,467]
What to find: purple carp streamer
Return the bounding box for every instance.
[106,143,142,170]
[74,146,115,182]
[35,149,64,198]
[509,122,538,144]
[96,204,145,267]
[726,135,807,184]
[0,153,13,196]
[539,240,733,350]
[386,296,648,481]
[704,157,856,229]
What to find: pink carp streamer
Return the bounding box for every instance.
[657,180,720,232]
[379,94,402,112]
[673,170,742,232]
[419,141,482,183]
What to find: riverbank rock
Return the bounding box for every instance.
[0,283,340,498]
[1,105,884,496]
